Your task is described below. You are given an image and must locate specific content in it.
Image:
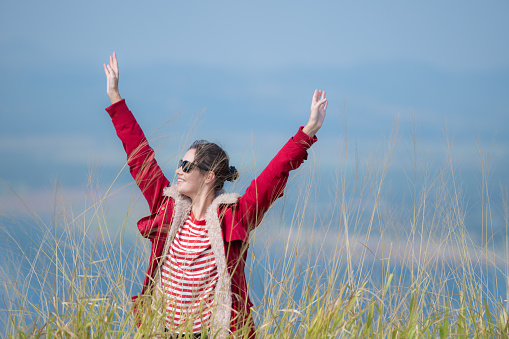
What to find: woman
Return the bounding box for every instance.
[103,52,327,338]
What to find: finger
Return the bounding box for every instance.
[316,99,327,114]
[313,89,319,102]
[318,90,324,102]
[107,64,116,77]
[103,63,109,76]
[323,99,328,111]
[112,51,118,70]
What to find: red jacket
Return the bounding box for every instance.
[106,99,316,338]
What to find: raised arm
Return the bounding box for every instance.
[235,89,328,232]
[103,52,169,214]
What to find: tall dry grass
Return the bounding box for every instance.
[1,119,508,338]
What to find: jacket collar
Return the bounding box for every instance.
[162,185,239,206]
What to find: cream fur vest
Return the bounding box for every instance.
[150,184,240,339]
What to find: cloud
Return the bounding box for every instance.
[251,222,508,269]
[0,134,124,167]
[0,183,148,225]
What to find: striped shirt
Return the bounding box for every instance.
[161,211,218,333]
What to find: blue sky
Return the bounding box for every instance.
[1,0,508,225]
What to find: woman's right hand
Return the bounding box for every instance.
[103,52,122,104]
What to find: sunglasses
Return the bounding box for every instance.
[178,159,210,173]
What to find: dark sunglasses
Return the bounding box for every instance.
[178,159,210,173]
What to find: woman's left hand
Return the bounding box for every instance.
[303,89,328,137]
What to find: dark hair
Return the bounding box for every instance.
[189,140,239,192]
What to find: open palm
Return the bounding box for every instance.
[103,52,121,104]
[304,89,328,137]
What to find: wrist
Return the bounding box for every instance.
[302,123,319,137]
[108,91,122,104]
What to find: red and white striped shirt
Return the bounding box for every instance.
[161,211,218,333]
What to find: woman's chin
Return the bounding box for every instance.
[176,186,191,198]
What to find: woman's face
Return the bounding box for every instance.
[175,148,207,199]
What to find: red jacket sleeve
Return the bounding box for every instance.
[106,99,170,214]
[235,127,317,232]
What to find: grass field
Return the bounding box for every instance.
[1,124,508,338]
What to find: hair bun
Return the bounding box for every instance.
[227,166,239,182]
